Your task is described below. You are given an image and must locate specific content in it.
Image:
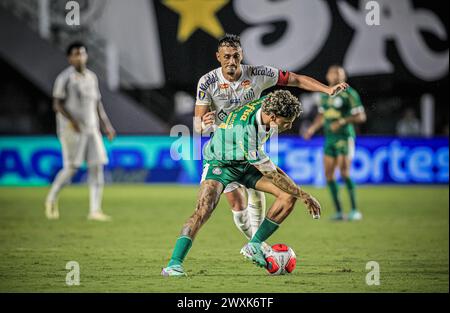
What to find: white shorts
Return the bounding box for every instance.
[223,182,242,193]
[59,129,108,168]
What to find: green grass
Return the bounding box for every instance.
[0,185,448,292]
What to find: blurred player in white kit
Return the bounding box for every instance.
[45,42,116,221]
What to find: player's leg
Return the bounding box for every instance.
[162,179,223,276]
[86,132,110,221]
[240,176,297,267]
[224,185,253,239]
[45,130,83,219]
[339,139,361,220]
[246,188,266,236]
[324,154,343,220]
[45,166,78,219]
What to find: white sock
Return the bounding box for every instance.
[88,165,104,214]
[232,209,253,239]
[46,167,77,203]
[247,189,266,236]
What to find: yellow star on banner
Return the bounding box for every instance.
[163,0,229,42]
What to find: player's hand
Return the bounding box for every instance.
[303,127,315,140]
[329,82,349,97]
[70,120,81,133]
[303,194,321,219]
[202,111,216,128]
[330,118,345,133]
[106,126,116,141]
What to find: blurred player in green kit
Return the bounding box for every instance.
[304,65,366,221]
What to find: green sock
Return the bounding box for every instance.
[344,177,357,211]
[250,218,279,243]
[327,180,342,213]
[167,236,193,267]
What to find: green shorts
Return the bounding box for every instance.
[201,160,263,190]
[324,137,355,158]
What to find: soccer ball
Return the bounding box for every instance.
[265,244,297,275]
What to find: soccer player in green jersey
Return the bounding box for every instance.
[304,65,366,221]
[162,90,322,276]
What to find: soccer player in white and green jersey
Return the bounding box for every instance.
[304,65,366,221]
[195,34,348,241]
[162,90,322,276]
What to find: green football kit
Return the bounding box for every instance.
[318,87,364,158]
[201,96,274,189]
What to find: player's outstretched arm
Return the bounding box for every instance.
[287,73,348,96]
[254,160,321,218]
[97,101,116,141]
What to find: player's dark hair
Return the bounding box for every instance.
[218,33,241,49]
[66,41,87,56]
[263,90,303,119]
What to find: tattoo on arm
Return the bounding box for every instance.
[258,166,309,200]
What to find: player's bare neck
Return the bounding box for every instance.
[222,68,242,82]
[74,66,87,75]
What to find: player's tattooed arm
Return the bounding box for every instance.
[287,72,348,96]
[255,160,321,218]
[53,98,80,132]
[97,101,116,141]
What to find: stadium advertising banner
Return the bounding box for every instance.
[0,136,447,186]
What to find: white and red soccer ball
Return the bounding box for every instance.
[265,244,297,275]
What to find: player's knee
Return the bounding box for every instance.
[340,167,350,178]
[65,166,79,176]
[228,198,245,212]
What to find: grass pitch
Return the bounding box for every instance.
[0,185,448,292]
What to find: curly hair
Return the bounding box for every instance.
[262,90,303,119]
[218,33,241,49]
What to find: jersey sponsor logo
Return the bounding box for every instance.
[243,88,255,101]
[324,108,342,119]
[219,83,229,89]
[241,80,251,88]
[240,103,257,121]
[198,90,206,100]
[217,109,228,121]
[230,98,241,105]
[333,97,343,108]
[199,73,219,91]
[212,167,222,175]
[250,67,275,77]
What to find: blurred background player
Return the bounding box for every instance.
[195,34,348,240]
[304,65,366,221]
[45,42,116,221]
